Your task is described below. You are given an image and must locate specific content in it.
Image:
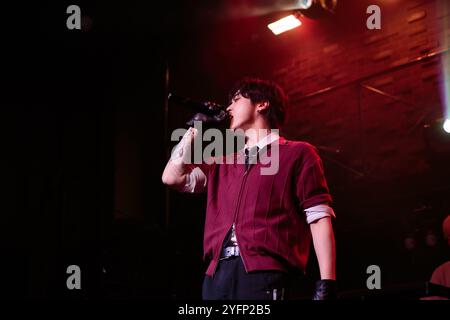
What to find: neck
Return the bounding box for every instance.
[245,125,273,147]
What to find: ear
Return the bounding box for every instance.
[256,101,270,114]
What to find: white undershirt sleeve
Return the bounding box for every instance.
[304,204,336,224]
[182,167,207,193]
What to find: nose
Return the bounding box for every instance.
[226,104,233,113]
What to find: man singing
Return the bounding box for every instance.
[162,77,337,300]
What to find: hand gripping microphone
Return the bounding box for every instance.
[168,93,230,126]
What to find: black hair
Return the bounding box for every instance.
[228,77,288,129]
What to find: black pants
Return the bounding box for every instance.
[202,256,289,300]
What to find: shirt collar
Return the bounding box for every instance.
[244,131,280,151]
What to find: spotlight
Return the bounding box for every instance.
[268,14,302,35]
[298,0,338,19]
[267,0,338,35]
[297,0,313,10]
[443,119,450,133]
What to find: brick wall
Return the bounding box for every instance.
[273,0,450,184]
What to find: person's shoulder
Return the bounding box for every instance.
[431,260,450,286]
[277,138,322,167]
[434,261,450,272]
[278,138,319,155]
[431,260,450,279]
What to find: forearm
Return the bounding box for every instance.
[161,159,190,190]
[310,217,336,280]
[162,127,195,190]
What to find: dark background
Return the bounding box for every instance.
[2,0,450,299]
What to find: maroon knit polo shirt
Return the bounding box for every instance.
[196,137,332,276]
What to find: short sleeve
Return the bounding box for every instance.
[188,156,216,177]
[295,145,332,211]
[185,155,222,193]
[182,167,207,193]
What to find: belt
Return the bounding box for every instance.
[220,246,240,259]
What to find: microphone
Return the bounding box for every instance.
[168,93,229,118]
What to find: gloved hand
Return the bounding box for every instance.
[312,279,338,300]
[186,111,229,127]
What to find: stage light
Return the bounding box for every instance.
[297,0,313,10]
[297,0,338,19]
[317,0,338,12]
[444,119,450,133]
[403,235,416,250]
[267,0,338,35]
[425,230,438,247]
[268,14,302,35]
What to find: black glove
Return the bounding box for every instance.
[186,112,229,127]
[312,279,338,300]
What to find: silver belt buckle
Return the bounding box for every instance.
[220,246,239,260]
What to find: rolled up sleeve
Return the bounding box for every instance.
[295,145,333,211]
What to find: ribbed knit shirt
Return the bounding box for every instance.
[194,137,333,276]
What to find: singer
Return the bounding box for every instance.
[162,77,337,300]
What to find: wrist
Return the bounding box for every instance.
[312,279,338,300]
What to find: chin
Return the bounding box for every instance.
[229,121,238,130]
[229,119,247,131]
